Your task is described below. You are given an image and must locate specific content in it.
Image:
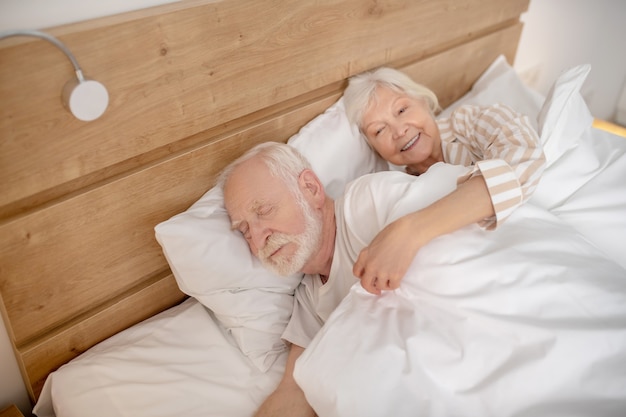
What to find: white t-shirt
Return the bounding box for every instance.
[282,163,470,348]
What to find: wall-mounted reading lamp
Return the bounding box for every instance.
[0,29,109,121]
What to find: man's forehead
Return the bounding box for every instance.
[225,157,269,192]
[224,158,282,211]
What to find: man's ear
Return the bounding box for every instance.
[298,169,326,207]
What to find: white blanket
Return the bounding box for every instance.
[294,172,626,417]
[293,61,626,417]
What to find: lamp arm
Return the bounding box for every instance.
[0,29,84,82]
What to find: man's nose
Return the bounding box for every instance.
[249,223,270,251]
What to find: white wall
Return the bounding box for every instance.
[1,0,625,414]
[0,322,30,415]
[514,0,626,123]
[0,0,179,31]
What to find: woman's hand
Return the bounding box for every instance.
[353,214,424,295]
[353,175,495,295]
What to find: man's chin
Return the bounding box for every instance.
[262,258,296,277]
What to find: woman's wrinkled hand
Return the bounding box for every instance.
[352,215,424,295]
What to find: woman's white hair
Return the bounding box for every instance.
[343,67,440,131]
[217,141,312,197]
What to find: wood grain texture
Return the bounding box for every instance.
[0,0,529,218]
[0,0,529,403]
[405,24,524,109]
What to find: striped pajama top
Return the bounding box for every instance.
[436,103,546,230]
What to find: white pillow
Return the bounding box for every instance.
[537,63,593,167]
[287,97,388,199]
[155,187,301,372]
[529,64,598,209]
[155,98,386,372]
[34,299,285,417]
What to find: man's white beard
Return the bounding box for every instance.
[257,195,322,277]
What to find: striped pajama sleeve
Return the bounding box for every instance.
[438,103,546,230]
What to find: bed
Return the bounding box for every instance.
[1,0,625,416]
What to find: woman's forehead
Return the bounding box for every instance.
[364,86,405,120]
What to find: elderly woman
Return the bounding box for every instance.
[343,67,546,295]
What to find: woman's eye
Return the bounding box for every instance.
[398,107,406,115]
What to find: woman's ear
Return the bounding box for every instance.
[298,169,326,207]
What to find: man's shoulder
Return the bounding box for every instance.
[344,170,410,196]
[340,163,470,222]
[337,170,414,236]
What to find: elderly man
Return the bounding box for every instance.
[220,141,468,416]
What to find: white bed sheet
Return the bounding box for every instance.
[33,298,286,417]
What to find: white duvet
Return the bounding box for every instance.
[295,175,626,417]
[292,61,626,417]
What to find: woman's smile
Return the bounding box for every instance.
[401,132,420,152]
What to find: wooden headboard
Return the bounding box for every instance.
[0,0,529,403]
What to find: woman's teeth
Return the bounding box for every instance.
[401,133,419,151]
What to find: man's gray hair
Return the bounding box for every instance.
[343,67,440,131]
[217,141,312,196]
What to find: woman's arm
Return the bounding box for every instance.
[443,103,546,229]
[355,104,546,294]
[255,344,316,417]
[354,174,492,294]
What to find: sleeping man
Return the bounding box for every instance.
[219,141,472,416]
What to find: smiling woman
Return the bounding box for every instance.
[361,87,442,171]
[343,66,546,294]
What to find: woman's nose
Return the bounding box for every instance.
[391,123,407,140]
